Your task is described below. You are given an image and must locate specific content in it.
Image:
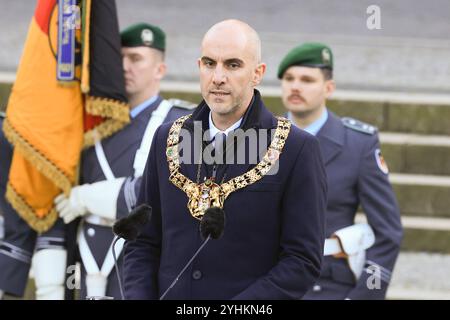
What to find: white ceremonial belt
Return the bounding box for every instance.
[85,215,114,227]
[324,238,342,256]
[78,222,124,298]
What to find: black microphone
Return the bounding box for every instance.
[159,207,225,300]
[113,204,152,241]
[112,204,152,300]
[199,206,225,240]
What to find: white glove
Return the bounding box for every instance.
[55,177,126,224]
[55,192,87,224]
[32,248,67,300]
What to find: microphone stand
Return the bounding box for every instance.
[159,235,211,300]
[112,236,125,300]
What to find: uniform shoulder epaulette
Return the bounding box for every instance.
[168,98,197,110]
[341,117,377,135]
[0,111,5,119]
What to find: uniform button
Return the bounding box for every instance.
[87,228,95,237]
[192,270,202,280]
[312,285,321,292]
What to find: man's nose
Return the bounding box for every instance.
[123,58,130,72]
[212,66,226,86]
[290,80,302,92]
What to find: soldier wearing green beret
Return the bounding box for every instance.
[53,23,195,299]
[279,43,402,300]
[120,22,167,108]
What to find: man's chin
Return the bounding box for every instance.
[291,109,316,118]
[286,101,307,111]
[206,100,231,114]
[125,86,135,95]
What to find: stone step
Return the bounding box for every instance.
[157,84,450,136]
[356,214,450,253]
[380,132,450,176]
[326,99,450,136]
[387,287,450,300]
[390,173,450,218]
[386,252,450,300]
[402,228,450,254]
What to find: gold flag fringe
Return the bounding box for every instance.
[83,95,130,147]
[85,95,129,120]
[3,118,73,195]
[6,184,58,233]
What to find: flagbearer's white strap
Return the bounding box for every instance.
[78,223,124,298]
[133,99,173,178]
[95,138,115,181]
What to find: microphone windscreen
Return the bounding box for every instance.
[113,204,152,241]
[128,203,152,226]
[200,207,225,240]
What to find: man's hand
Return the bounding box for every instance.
[54,187,88,224]
[54,178,126,224]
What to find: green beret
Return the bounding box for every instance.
[278,42,333,79]
[120,23,166,52]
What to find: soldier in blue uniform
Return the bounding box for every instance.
[123,20,327,300]
[0,112,68,300]
[278,42,403,299]
[0,112,35,300]
[53,23,195,299]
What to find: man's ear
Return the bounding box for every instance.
[252,62,266,86]
[325,79,336,99]
[155,62,167,80]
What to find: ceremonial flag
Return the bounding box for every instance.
[3,0,129,232]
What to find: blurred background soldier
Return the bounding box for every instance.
[1,113,33,299]
[54,23,194,299]
[1,111,68,300]
[278,42,403,299]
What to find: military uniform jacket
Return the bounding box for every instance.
[80,97,193,270]
[123,90,328,300]
[1,116,70,298]
[311,111,403,299]
[0,116,38,296]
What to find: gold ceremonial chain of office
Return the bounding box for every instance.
[166,114,291,220]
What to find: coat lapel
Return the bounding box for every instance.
[316,111,345,166]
